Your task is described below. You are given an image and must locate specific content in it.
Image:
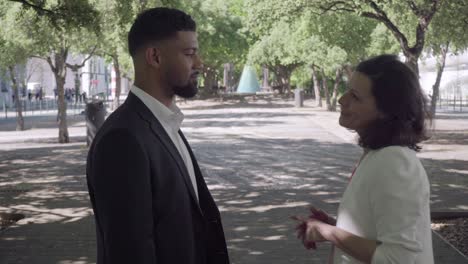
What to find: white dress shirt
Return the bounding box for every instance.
[332,146,433,264]
[130,85,198,201]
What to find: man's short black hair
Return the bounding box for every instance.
[128,7,196,57]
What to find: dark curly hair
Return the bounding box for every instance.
[128,7,196,57]
[356,55,431,151]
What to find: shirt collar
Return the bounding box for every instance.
[130,85,184,132]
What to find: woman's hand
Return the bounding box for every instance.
[293,207,378,263]
[292,215,334,250]
[292,207,336,250]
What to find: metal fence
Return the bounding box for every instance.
[437,97,468,112]
[1,98,89,119]
[2,95,466,119]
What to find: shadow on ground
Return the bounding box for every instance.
[180,99,295,111]
[183,112,312,129]
[422,158,468,211]
[212,189,334,264]
[0,105,467,263]
[426,130,468,145]
[0,143,96,264]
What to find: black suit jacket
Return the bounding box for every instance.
[86,93,230,264]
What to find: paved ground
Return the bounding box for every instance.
[0,96,467,263]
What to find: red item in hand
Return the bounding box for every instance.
[308,207,333,224]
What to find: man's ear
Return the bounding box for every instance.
[145,47,161,68]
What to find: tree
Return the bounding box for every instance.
[0,2,35,131]
[167,0,249,94]
[248,20,304,95]
[198,0,248,92]
[97,0,248,100]
[94,0,136,110]
[425,1,468,116]
[5,1,100,143]
[366,24,401,57]
[295,11,375,110]
[37,25,98,143]
[311,0,445,75]
[6,0,99,29]
[245,0,375,107]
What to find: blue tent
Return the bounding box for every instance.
[236,65,260,94]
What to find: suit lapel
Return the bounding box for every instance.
[178,131,213,212]
[127,93,202,211]
[179,131,223,221]
[178,131,203,185]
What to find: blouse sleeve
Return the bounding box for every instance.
[367,147,430,264]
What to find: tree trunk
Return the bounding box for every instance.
[330,68,343,111]
[278,66,292,96]
[321,69,331,110]
[344,65,353,81]
[262,67,270,91]
[66,50,96,106]
[281,75,291,96]
[360,1,442,76]
[56,74,69,143]
[112,54,122,110]
[311,66,321,107]
[47,49,69,143]
[430,42,450,117]
[224,63,235,92]
[272,70,283,94]
[8,66,24,131]
[223,63,231,92]
[404,53,420,76]
[73,69,80,104]
[204,67,216,94]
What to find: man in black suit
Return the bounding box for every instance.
[86,7,230,264]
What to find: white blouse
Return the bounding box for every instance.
[332,146,434,264]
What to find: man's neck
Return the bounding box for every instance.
[134,80,173,108]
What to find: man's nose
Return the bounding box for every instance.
[194,55,203,70]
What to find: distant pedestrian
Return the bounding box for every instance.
[39,87,43,100]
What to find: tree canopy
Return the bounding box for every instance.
[1,0,467,133]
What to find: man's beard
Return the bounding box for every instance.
[173,80,198,99]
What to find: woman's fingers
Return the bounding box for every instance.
[296,224,305,239]
[302,234,317,250]
[306,241,317,250]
